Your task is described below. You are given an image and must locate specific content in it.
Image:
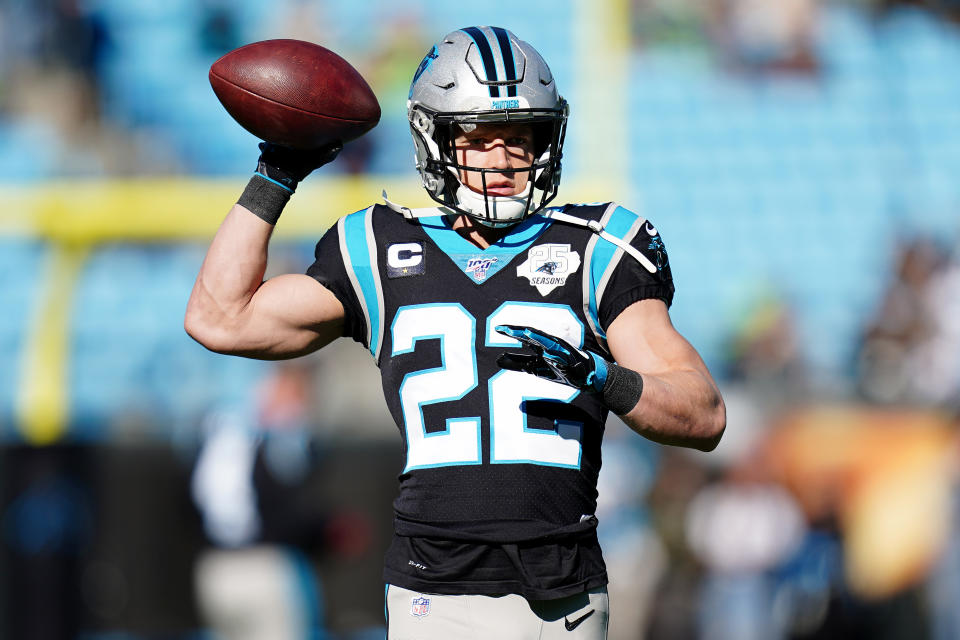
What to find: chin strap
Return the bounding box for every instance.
[381,191,448,219]
[544,209,657,274]
[381,192,657,274]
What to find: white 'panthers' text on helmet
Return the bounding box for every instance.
[407,26,569,227]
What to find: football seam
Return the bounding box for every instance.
[210,70,376,124]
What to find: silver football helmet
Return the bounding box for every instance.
[407,26,569,227]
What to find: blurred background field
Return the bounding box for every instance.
[1,0,960,638]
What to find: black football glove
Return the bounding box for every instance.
[495,325,609,393]
[255,140,343,191]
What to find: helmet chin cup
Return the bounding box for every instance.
[455,182,532,228]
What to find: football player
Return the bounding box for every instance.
[186,26,725,640]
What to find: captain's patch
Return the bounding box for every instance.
[387,242,425,278]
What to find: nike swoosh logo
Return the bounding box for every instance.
[564,609,595,631]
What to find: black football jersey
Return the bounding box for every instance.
[306,201,673,599]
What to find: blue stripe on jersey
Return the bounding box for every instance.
[586,206,642,338]
[419,212,552,284]
[461,27,500,98]
[490,27,518,98]
[342,207,382,357]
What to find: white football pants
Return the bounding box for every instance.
[386,584,609,640]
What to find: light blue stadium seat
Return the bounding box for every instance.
[818,4,878,74]
[0,122,62,181]
[94,0,196,29]
[66,245,269,434]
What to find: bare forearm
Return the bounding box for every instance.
[619,368,725,451]
[603,300,726,451]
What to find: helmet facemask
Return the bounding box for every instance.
[410,103,568,227]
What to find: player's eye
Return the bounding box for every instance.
[456,137,486,147]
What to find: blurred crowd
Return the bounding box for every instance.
[856,236,960,408]
[0,0,130,176]
[0,0,429,177]
[632,0,960,73]
[3,0,960,177]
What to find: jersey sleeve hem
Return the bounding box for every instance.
[304,266,366,345]
[600,283,675,331]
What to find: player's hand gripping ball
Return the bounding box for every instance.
[209,39,381,149]
[254,140,343,191]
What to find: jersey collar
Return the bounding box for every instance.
[419,212,552,284]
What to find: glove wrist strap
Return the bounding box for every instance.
[600,362,644,416]
[237,174,292,225]
[587,352,609,391]
[255,159,301,192]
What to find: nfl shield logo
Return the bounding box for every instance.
[410,595,431,618]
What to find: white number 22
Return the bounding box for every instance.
[391,302,585,473]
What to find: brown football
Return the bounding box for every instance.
[209,39,381,149]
